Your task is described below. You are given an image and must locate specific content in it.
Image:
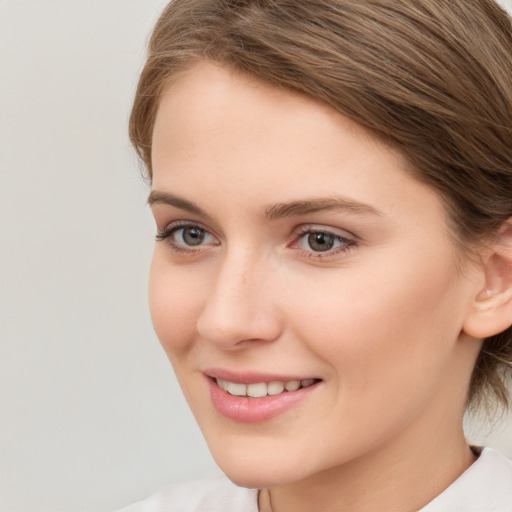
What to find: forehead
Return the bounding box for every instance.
[151,62,447,229]
[152,61,365,167]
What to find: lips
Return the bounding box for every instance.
[205,369,322,423]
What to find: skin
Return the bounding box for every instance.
[149,62,487,512]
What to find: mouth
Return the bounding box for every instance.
[214,377,320,398]
[205,371,322,423]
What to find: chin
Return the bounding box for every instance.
[220,461,296,490]
[208,442,315,489]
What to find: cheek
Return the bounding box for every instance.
[287,251,463,386]
[148,255,204,357]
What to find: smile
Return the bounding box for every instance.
[206,372,322,423]
[215,378,318,398]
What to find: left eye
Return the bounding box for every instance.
[156,224,218,250]
[296,230,354,253]
[176,226,208,246]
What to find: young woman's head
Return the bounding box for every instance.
[130,0,512,496]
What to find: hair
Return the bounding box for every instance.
[130,0,512,412]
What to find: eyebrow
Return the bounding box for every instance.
[148,190,383,220]
[147,191,210,218]
[264,196,383,220]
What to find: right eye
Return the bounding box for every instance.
[156,223,219,252]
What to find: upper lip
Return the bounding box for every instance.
[204,367,320,384]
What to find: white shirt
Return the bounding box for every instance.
[118,447,512,511]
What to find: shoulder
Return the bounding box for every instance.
[117,475,259,512]
[420,447,512,512]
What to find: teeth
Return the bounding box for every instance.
[226,382,247,396]
[267,381,285,395]
[247,382,267,398]
[216,378,317,398]
[284,380,300,391]
[217,379,229,391]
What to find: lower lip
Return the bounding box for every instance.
[207,378,320,424]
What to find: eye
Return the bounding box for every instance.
[156,222,218,251]
[176,226,207,246]
[305,232,337,252]
[293,227,355,256]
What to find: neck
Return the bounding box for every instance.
[260,414,476,512]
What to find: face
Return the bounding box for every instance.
[149,62,481,488]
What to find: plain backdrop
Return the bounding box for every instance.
[1,1,511,511]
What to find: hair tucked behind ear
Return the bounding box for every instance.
[130,0,512,412]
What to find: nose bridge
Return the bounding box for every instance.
[196,246,280,348]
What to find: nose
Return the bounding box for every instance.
[196,252,283,350]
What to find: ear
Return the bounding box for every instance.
[463,219,512,339]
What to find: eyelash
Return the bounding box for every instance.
[156,222,356,259]
[291,226,356,259]
[155,221,216,253]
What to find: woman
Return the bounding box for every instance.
[121,1,512,510]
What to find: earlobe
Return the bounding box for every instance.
[462,219,512,339]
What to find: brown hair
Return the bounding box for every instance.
[130,0,512,412]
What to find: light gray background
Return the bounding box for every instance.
[1,1,511,511]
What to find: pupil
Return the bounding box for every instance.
[308,232,334,252]
[183,228,205,246]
